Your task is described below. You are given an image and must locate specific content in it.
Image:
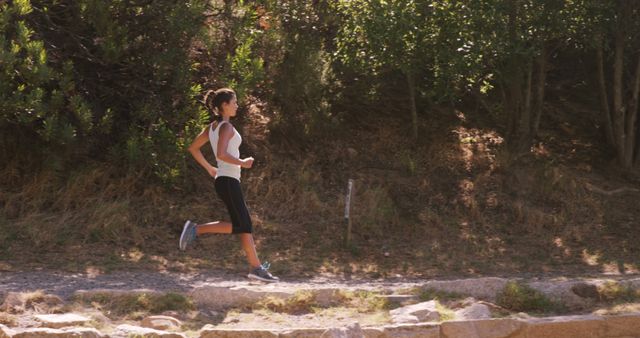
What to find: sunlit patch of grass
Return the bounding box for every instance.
[72,292,194,319]
[337,290,391,312]
[435,301,456,321]
[254,290,317,315]
[598,281,640,303]
[252,289,393,317]
[593,303,640,316]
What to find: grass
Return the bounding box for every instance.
[254,291,317,315]
[242,290,394,327]
[496,281,561,314]
[252,289,392,316]
[1,291,64,314]
[2,99,640,283]
[415,288,465,303]
[435,301,456,321]
[598,281,640,303]
[72,292,194,319]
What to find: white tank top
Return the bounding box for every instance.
[209,121,242,180]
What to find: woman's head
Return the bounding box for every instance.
[204,88,237,118]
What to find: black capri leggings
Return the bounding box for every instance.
[214,176,253,234]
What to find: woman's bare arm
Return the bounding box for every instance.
[188,125,217,177]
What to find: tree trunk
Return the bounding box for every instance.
[613,0,626,166]
[630,54,640,166]
[503,0,532,154]
[596,43,615,147]
[520,61,533,146]
[505,0,518,144]
[532,45,547,137]
[406,72,418,140]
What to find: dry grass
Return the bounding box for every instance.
[0,312,17,326]
[255,291,317,315]
[252,289,390,316]
[2,98,640,280]
[598,281,640,303]
[72,292,194,320]
[0,291,64,314]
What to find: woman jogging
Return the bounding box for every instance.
[179,88,278,283]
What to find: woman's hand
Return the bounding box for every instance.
[241,157,254,168]
[207,166,218,177]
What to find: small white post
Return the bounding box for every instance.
[344,179,354,246]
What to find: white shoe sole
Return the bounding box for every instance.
[179,221,191,251]
[247,273,280,283]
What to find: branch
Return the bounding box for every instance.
[585,182,639,196]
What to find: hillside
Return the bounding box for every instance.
[2,83,640,280]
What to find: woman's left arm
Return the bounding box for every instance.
[188,125,217,177]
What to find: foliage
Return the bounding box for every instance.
[1,0,208,183]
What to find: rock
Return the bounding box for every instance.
[518,314,604,338]
[314,289,343,307]
[199,325,278,338]
[160,311,181,319]
[361,327,384,338]
[441,318,525,338]
[1,324,15,338]
[34,314,91,329]
[190,286,292,310]
[454,303,491,320]
[1,293,23,313]
[603,313,640,337]
[141,315,182,331]
[320,323,363,338]
[86,312,110,326]
[389,300,440,324]
[1,292,64,315]
[571,283,600,299]
[115,324,185,338]
[390,313,420,324]
[449,297,477,309]
[528,281,591,310]
[9,327,106,338]
[199,323,361,338]
[381,323,440,338]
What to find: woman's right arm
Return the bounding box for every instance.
[188,125,217,177]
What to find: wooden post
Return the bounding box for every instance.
[344,179,354,246]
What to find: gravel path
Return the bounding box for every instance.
[0,270,427,300]
[3,269,639,302]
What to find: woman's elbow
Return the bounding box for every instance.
[187,145,198,156]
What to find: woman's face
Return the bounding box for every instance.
[221,96,238,117]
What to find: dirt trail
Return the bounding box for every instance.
[0,270,427,299]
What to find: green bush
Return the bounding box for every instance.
[1,0,207,183]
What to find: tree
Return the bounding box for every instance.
[580,0,640,169]
[1,0,208,181]
[454,0,568,154]
[333,0,437,139]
